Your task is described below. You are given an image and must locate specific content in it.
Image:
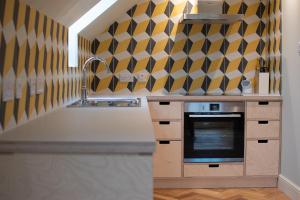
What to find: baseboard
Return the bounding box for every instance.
[154,176,278,188]
[278,174,300,200]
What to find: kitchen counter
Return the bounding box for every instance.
[0,97,155,154]
[147,94,282,102]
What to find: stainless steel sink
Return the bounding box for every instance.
[68,97,141,108]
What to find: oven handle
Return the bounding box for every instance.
[189,114,241,118]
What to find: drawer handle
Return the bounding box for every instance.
[258,101,269,105]
[258,140,269,143]
[159,102,170,105]
[258,121,269,124]
[159,141,170,144]
[159,121,170,125]
[208,164,219,168]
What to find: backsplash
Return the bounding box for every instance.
[91,0,281,95]
[0,0,91,133]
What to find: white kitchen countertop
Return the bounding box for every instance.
[0,97,155,154]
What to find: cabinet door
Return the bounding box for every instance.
[246,140,280,176]
[153,141,182,178]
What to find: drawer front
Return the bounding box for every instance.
[153,121,182,140]
[247,101,281,120]
[153,141,182,178]
[247,121,280,139]
[184,164,243,177]
[246,140,280,176]
[149,101,182,120]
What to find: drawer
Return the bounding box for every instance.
[184,163,243,177]
[153,121,182,140]
[247,121,280,139]
[149,101,182,120]
[153,141,182,178]
[247,101,281,120]
[246,140,280,176]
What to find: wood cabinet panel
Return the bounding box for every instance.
[246,140,280,176]
[246,102,281,120]
[153,141,182,178]
[184,163,244,177]
[149,101,182,120]
[247,121,280,139]
[153,121,182,140]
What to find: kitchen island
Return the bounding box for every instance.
[0,97,155,200]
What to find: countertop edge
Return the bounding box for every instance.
[147,95,282,101]
[0,141,155,154]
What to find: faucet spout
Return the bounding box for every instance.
[81,57,110,104]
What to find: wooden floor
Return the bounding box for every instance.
[154,188,290,200]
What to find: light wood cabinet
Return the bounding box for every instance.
[246,101,281,120]
[246,120,280,139]
[149,98,282,188]
[246,140,280,176]
[153,121,182,140]
[148,101,182,120]
[153,141,182,178]
[184,163,243,177]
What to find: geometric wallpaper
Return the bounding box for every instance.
[90,0,281,95]
[0,0,90,133]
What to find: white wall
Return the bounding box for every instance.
[282,0,300,187]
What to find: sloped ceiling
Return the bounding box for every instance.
[20,0,139,40]
[79,0,139,39]
[20,0,100,27]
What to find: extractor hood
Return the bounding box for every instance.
[179,0,243,24]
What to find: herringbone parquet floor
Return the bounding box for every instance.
[154,188,290,200]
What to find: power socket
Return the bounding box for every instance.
[16,77,24,99]
[36,74,45,94]
[119,72,133,82]
[2,76,15,101]
[137,72,148,82]
[28,77,36,96]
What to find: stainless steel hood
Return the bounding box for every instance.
[179,0,243,24]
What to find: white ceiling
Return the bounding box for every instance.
[20,0,101,27]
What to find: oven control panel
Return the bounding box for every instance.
[184,102,245,113]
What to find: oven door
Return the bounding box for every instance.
[184,112,244,163]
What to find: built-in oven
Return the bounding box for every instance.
[184,102,245,163]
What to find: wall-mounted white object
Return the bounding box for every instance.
[36,74,45,94]
[28,77,36,96]
[137,72,148,83]
[16,78,24,99]
[2,76,15,102]
[119,72,133,82]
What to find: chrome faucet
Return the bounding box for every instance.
[81,57,110,104]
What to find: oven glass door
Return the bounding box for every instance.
[184,112,244,163]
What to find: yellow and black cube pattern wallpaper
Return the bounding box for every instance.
[91,0,281,95]
[0,0,90,133]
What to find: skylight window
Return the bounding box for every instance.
[68,0,118,67]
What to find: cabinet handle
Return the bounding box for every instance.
[258,101,269,105]
[159,101,170,105]
[258,140,268,143]
[258,121,269,124]
[159,141,170,144]
[209,164,220,168]
[159,121,170,125]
